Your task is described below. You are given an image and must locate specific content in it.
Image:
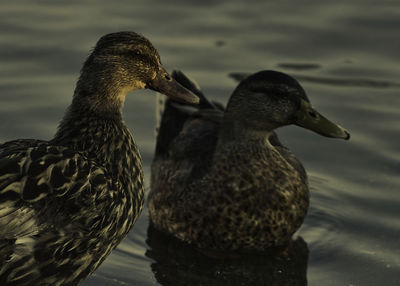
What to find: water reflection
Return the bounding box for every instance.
[146,223,309,286]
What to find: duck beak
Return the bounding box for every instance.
[148,69,200,104]
[294,99,350,140]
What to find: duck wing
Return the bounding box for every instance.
[0,140,124,284]
[154,70,222,157]
[152,70,224,184]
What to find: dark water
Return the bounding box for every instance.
[1,1,399,285]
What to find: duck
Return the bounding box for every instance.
[0,32,198,286]
[148,70,349,251]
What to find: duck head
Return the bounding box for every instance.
[223,70,350,140]
[75,31,199,112]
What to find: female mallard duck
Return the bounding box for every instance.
[0,32,198,286]
[149,70,349,251]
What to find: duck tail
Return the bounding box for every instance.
[171,70,217,109]
[154,70,217,158]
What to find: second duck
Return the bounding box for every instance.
[148,70,350,251]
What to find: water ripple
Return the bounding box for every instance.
[229,72,400,88]
[299,174,349,262]
[277,63,321,70]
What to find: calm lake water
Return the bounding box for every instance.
[1,0,399,285]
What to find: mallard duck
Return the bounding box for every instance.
[148,70,349,251]
[0,32,198,286]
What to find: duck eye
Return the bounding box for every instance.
[164,74,172,81]
[308,111,318,118]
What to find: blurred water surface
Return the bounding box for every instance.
[0,0,399,285]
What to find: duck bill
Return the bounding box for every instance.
[148,69,200,104]
[295,99,350,140]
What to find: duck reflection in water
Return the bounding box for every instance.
[146,223,309,286]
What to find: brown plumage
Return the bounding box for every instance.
[149,70,349,251]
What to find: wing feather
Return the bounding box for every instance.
[0,140,119,278]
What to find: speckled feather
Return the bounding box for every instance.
[0,116,144,286]
[149,71,310,251]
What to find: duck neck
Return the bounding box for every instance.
[71,67,129,115]
[52,84,141,182]
[217,118,272,149]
